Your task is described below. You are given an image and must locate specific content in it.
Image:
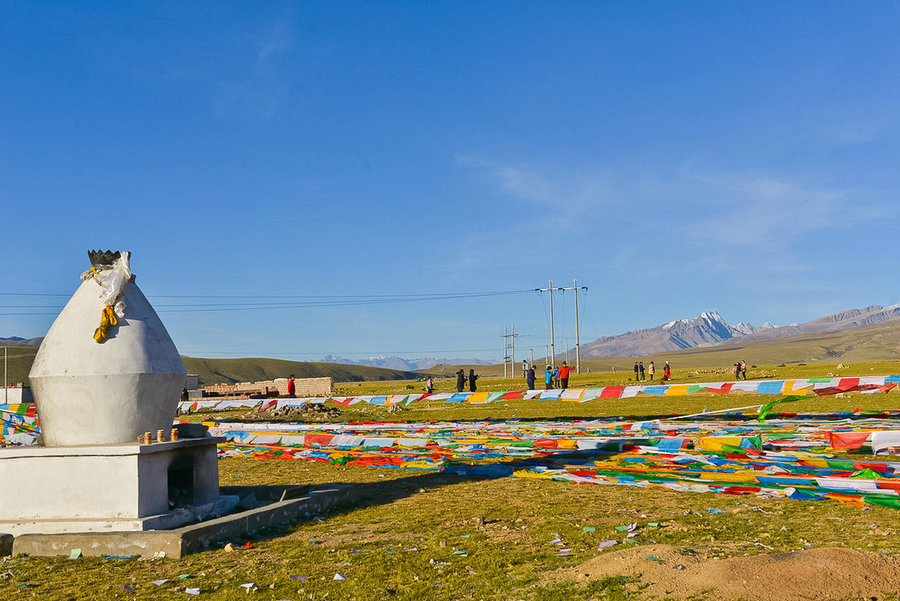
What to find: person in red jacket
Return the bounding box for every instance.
[287,375,296,397]
[557,361,575,389]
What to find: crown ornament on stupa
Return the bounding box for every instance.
[88,249,122,267]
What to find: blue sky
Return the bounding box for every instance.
[2,2,899,361]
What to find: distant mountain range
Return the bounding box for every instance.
[578,305,900,358]
[319,354,497,371]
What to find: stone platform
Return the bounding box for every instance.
[0,437,231,535]
[6,484,355,558]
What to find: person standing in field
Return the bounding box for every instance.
[633,361,639,381]
[522,359,528,378]
[557,361,575,390]
[544,365,554,389]
[740,360,747,380]
[468,368,479,392]
[663,361,671,381]
[426,376,434,394]
[456,369,465,393]
[526,365,536,390]
[648,361,655,381]
[639,361,645,381]
[287,375,296,397]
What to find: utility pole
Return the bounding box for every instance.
[554,279,589,374]
[502,327,522,379]
[574,279,583,374]
[502,326,508,379]
[535,280,557,368]
[511,325,515,376]
[3,346,7,403]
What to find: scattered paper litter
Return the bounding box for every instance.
[333,573,347,581]
[185,588,200,595]
[68,548,82,560]
[707,508,726,514]
[598,540,618,549]
[289,575,308,582]
[152,579,169,586]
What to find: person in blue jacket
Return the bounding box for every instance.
[544,365,553,389]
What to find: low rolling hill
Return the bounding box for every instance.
[181,357,420,385]
[0,348,421,388]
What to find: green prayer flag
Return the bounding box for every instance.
[863,495,900,510]
[757,395,805,423]
[851,468,880,479]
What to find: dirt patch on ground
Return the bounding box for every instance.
[552,544,900,600]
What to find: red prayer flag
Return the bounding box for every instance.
[826,431,870,450]
[706,383,734,394]
[838,378,860,390]
[599,386,625,398]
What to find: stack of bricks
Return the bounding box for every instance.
[276,377,332,397]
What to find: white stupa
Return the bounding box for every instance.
[0,251,232,536]
[30,250,186,446]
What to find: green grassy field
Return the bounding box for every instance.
[6,354,900,599]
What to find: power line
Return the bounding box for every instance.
[180,348,501,357]
[0,289,535,314]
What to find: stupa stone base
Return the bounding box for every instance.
[5,484,356,558]
[0,437,228,536]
